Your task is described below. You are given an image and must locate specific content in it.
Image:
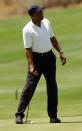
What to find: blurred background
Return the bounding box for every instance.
[0,0,82,16]
[0,0,82,120]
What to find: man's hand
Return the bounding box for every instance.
[25,48,38,76]
[29,64,38,76]
[60,52,66,66]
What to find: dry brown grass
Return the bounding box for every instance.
[0,0,43,17]
[0,0,82,17]
[0,0,17,16]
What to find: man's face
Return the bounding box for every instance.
[37,10,44,20]
[32,10,44,21]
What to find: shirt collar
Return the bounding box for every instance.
[31,20,43,28]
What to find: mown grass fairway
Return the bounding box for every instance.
[0,117,82,131]
[0,6,82,131]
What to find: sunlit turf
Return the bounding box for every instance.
[0,6,82,120]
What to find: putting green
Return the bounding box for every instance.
[0,116,82,131]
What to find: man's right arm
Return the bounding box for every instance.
[23,27,38,75]
[23,27,35,73]
[25,48,35,73]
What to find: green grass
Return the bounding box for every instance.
[0,6,82,123]
[0,117,82,131]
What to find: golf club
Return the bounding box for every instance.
[25,70,38,123]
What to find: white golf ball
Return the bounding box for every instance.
[30,121,33,124]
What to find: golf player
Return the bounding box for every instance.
[15,5,66,124]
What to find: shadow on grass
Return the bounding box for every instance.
[24,120,82,125]
[62,121,82,123]
[23,116,82,125]
[62,115,82,123]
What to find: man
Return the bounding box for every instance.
[15,5,66,124]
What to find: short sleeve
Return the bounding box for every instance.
[44,18,54,38]
[23,29,32,48]
[48,21,54,38]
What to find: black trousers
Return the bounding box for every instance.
[15,50,58,118]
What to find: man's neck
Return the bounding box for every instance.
[32,20,41,27]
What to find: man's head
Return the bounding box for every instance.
[28,5,44,22]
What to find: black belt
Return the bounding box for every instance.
[33,50,52,56]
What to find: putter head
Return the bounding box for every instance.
[25,120,34,124]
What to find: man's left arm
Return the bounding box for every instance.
[50,36,66,65]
